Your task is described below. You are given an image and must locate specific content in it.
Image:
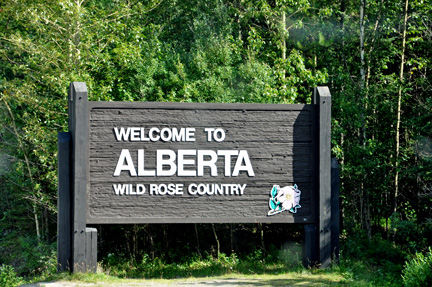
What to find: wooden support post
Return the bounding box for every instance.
[313,87,332,268]
[68,82,90,272]
[303,225,318,268]
[331,158,340,263]
[85,228,98,272]
[57,132,71,272]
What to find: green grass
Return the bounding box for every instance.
[24,267,396,287]
[22,255,403,287]
[15,240,406,287]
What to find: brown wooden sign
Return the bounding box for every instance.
[57,82,336,272]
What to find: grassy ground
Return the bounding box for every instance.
[20,259,402,287]
[14,241,406,287]
[21,270,363,286]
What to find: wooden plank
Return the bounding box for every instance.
[303,225,318,267]
[85,228,97,273]
[331,158,340,263]
[314,87,332,268]
[57,132,71,272]
[68,82,89,273]
[88,101,312,111]
[86,216,314,224]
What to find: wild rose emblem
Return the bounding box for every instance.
[267,184,301,216]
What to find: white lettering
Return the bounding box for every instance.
[171,128,185,141]
[114,127,130,141]
[113,149,137,176]
[177,150,197,176]
[113,127,196,142]
[113,184,127,195]
[130,127,141,141]
[186,128,195,142]
[150,184,158,195]
[217,150,238,176]
[204,128,225,142]
[137,149,155,176]
[197,150,218,176]
[149,183,184,195]
[232,150,255,177]
[149,127,160,141]
[140,127,150,141]
[157,150,177,176]
[136,184,146,194]
[188,183,246,195]
[160,128,172,142]
[204,128,214,141]
[112,184,147,195]
[113,149,254,177]
[239,184,246,195]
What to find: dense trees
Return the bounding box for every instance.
[0,0,431,274]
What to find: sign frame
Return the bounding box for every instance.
[57,82,337,272]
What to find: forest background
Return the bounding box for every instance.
[0,0,431,285]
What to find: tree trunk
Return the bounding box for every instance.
[282,11,286,61]
[360,0,366,91]
[394,0,409,215]
[44,207,49,243]
[195,224,202,258]
[3,99,40,244]
[359,0,371,239]
[133,224,138,260]
[211,224,220,259]
[230,224,234,254]
[258,223,266,256]
[144,225,155,260]
[281,10,286,80]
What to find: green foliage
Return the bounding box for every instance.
[402,248,432,287]
[341,231,405,286]
[276,243,303,268]
[102,251,288,279]
[0,234,56,278]
[0,0,431,280]
[0,265,23,287]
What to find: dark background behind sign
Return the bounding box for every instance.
[87,102,317,224]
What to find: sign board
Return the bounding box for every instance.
[58,82,336,272]
[87,102,317,224]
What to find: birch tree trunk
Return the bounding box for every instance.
[282,10,286,80]
[359,0,371,239]
[3,99,40,244]
[394,0,409,215]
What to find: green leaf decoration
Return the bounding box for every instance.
[269,199,277,210]
[271,186,278,198]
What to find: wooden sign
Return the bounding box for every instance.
[58,82,336,272]
[87,101,316,224]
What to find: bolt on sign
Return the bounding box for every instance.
[58,82,336,272]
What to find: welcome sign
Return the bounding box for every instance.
[87,101,316,224]
[59,82,334,272]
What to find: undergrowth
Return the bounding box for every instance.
[5,237,432,287]
[101,247,303,279]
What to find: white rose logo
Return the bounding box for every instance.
[267,184,301,216]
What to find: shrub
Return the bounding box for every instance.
[0,265,23,287]
[402,247,432,287]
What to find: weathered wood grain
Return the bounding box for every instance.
[86,103,317,224]
[314,87,332,268]
[68,82,89,272]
